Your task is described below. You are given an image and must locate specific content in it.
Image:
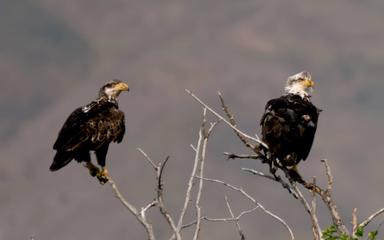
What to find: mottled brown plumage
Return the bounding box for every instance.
[50,80,129,183]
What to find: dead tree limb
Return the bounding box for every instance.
[156,157,181,240]
[185,89,265,147]
[292,183,322,239]
[198,176,295,240]
[303,160,348,234]
[225,196,246,240]
[107,177,156,240]
[224,152,259,160]
[193,109,219,240]
[176,109,206,232]
[181,207,259,230]
[358,208,384,229]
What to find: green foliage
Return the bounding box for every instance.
[368,230,378,240]
[355,226,364,237]
[322,225,379,240]
[322,225,349,240]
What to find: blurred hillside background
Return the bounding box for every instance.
[1,0,384,239]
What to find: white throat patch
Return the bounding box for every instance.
[284,83,312,98]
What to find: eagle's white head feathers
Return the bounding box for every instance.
[99,79,129,101]
[284,71,315,98]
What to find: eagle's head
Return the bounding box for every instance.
[99,79,129,101]
[284,71,315,98]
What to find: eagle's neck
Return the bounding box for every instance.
[97,95,118,106]
[284,84,311,99]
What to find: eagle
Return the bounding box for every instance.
[260,71,320,182]
[50,80,129,184]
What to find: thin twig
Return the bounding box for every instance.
[241,168,275,181]
[108,177,156,240]
[241,168,298,198]
[185,89,264,146]
[193,114,219,240]
[198,176,295,240]
[225,196,246,240]
[358,208,384,229]
[292,184,322,240]
[156,157,181,240]
[352,208,358,235]
[141,201,158,219]
[218,92,268,149]
[305,160,348,234]
[181,207,259,230]
[177,109,205,231]
[224,152,260,160]
[321,159,333,192]
[138,148,157,170]
[193,108,208,240]
[310,177,321,240]
[218,92,256,150]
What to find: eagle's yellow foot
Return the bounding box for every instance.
[96,168,109,185]
[85,162,100,177]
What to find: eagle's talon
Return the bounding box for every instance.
[96,168,109,185]
[96,175,109,185]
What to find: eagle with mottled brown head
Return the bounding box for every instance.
[50,80,129,184]
[260,71,321,182]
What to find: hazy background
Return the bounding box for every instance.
[1,0,384,239]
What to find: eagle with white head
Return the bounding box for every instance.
[260,71,320,182]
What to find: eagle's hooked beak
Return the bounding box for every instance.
[115,82,130,92]
[303,79,315,88]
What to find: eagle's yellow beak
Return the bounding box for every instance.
[303,79,315,88]
[115,82,129,92]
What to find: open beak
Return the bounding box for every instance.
[115,82,129,92]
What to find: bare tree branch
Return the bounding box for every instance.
[224,152,260,160]
[352,208,358,235]
[181,207,259,230]
[193,108,207,240]
[136,149,181,240]
[358,208,384,229]
[176,109,206,232]
[185,89,264,146]
[193,111,219,240]
[322,159,333,192]
[311,177,320,239]
[304,160,348,234]
[141,200,157,219]
[218,92,268,150]
[198,176,295,240]
[218,93,256,151]
[241,168,298,198]
[138,147,157,170]
[292,184,322,240]
[225,196,246,240]
[155,157,181,240]
[107,177,156,240]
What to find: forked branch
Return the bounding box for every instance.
[107,177,156,240]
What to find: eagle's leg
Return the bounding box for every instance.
[85,162,100,177]
[77,151,99,177]
[95,144,110,185]
[286,165,305,184]
[266,152,277,175]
